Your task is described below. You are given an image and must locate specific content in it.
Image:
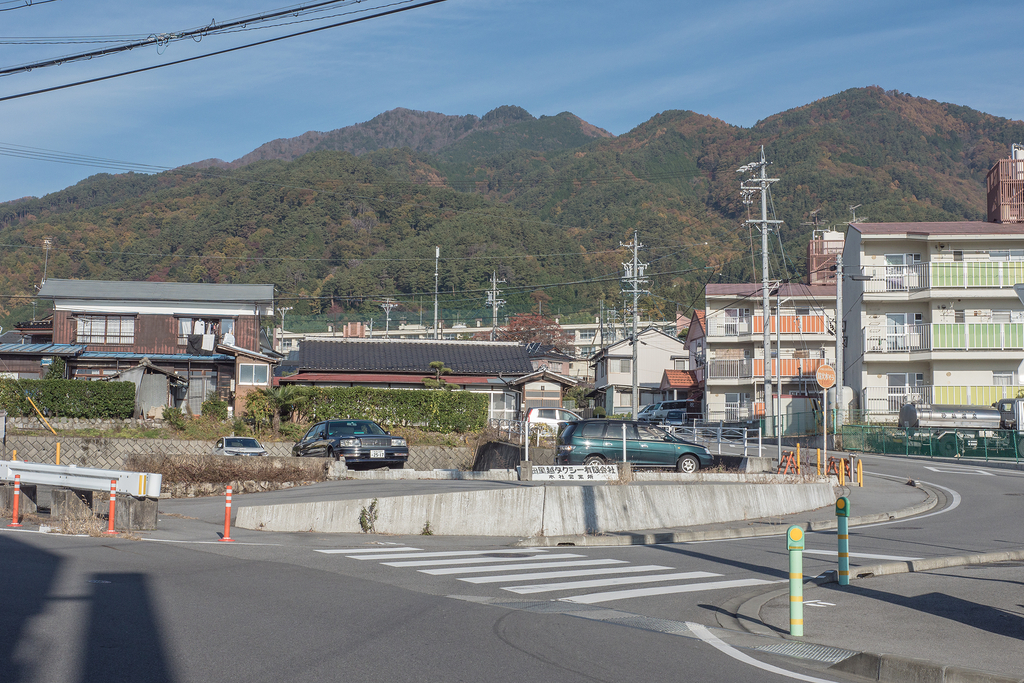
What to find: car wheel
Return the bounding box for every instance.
[583,455,605,467]
[326,447,335,460]
[676,455,699,473]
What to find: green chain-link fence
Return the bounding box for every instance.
[839,424,1022,461]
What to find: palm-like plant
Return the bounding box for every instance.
[258,385,308,433]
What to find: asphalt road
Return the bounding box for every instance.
[3,453,1022,683]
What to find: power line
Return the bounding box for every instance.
[0,0,449,103]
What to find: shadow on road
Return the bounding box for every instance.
[0,534,61,683]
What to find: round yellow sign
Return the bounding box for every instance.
[789,527,803,542]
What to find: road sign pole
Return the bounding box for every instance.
[787,525,805,636]
[836,496,850,585]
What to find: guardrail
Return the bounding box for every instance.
[0,460,162,497]
[668,421,762,457]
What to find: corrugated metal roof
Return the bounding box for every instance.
[0,343,86,355]
[37,279,275,303]
[705,283,835,298]
[299,339,534,374]
[77,352,233,361]
[278,372,496,385]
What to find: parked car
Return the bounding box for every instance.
[661,410,687,428]
[213,437,268,457]
[555,419,712,473]
[292,419,408,469]
[635,403,662,422]
[646,400,690,423]
[524,407,581,434]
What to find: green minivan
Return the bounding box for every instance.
[555,419,712,473]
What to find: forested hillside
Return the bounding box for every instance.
[1,87,1021,330]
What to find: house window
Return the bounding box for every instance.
[578,330,595,341]
[238,363,269,385]
[673,359,687,370]
[615,359,631,373]
[993,371,1014,386]
[178,317,234,345]
[76,315,135,344]
[953,250,964,262]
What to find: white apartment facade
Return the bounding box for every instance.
[591,327,689,415]
[843,221,1024,417]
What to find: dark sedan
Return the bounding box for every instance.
[292,419,409,469]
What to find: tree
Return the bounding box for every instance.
[423,360,459,390]
[496,313,573,353]
[255,385,308,433]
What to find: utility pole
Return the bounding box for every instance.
[485,271,506,341]
[42,237,52,285]
[739,147,782,433]
[433,246,440,340]
[380,298,398,339]
[621,230,649,416]
[835,252,844,429]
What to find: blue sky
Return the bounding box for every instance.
[1,0,1022,203]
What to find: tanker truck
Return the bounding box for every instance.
[898,400,1024,457]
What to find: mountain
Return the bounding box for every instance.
[2,87,1022,330]
[190,105,613,170]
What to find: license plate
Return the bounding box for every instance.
[369,450,385,458]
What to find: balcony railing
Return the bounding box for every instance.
[863,384,1024,415]
[865,323,1024,353]
[860,262,1024,293]
[707,357,833,380]
[706,315,832,337]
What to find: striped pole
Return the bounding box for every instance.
[105,480,117,534]
[857,458,863,487]
[836,496,850,585]
[220,485,235,542]
[8,474,22,527]
[787,525,804,637]
[56,442,61,466]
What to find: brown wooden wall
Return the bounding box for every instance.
[53,311,262,354]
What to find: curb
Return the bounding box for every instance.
[722,547,1024,683]
[515,478,939,547]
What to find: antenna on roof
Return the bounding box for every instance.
[848,204,866,223]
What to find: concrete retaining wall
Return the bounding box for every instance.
[235,480,835,537]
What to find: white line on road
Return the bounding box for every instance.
[923,466,994,476]
[461,565,675,584]
[855,478,962,528]
[316,547,421,554]
[559,578,780,604]
[803,549,922,561]
[421,559,625,575]
[385,553,585,567]
[688,622,840,683]
[504,571,721,595]
[348,549,548,560]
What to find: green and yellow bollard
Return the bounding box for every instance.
[787,525,804,637]
[836,496,850,585]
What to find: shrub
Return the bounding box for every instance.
[163,406,187,430]
[201,392,229,420]
[301,386,487,433]
[594,406,606,418]
[0,377,134,418]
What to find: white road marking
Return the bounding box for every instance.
[923,466,994,476]
[688,622,840,683]
[505,571,721,595]
[803,549,922,561]
[461,565,675,584]
[856,478,962,529]
[348,549,547,560]
[421,559,626,575]
[385,553,585,567]
[560,578,780,604]
[803,600,836,607]
[316,547,421,554]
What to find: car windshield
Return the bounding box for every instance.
[327,421,387,437]
[226,438,261,448]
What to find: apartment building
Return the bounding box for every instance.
[703,283,837,428]
[844,222,1024,416]
[843,146,1024,418]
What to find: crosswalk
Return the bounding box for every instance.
[314,545,779,604]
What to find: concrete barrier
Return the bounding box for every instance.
[235,480,835,536]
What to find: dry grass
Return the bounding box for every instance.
[125,453,329,486]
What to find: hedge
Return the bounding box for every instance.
[300,386,488,433]
[0,378,136,419]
